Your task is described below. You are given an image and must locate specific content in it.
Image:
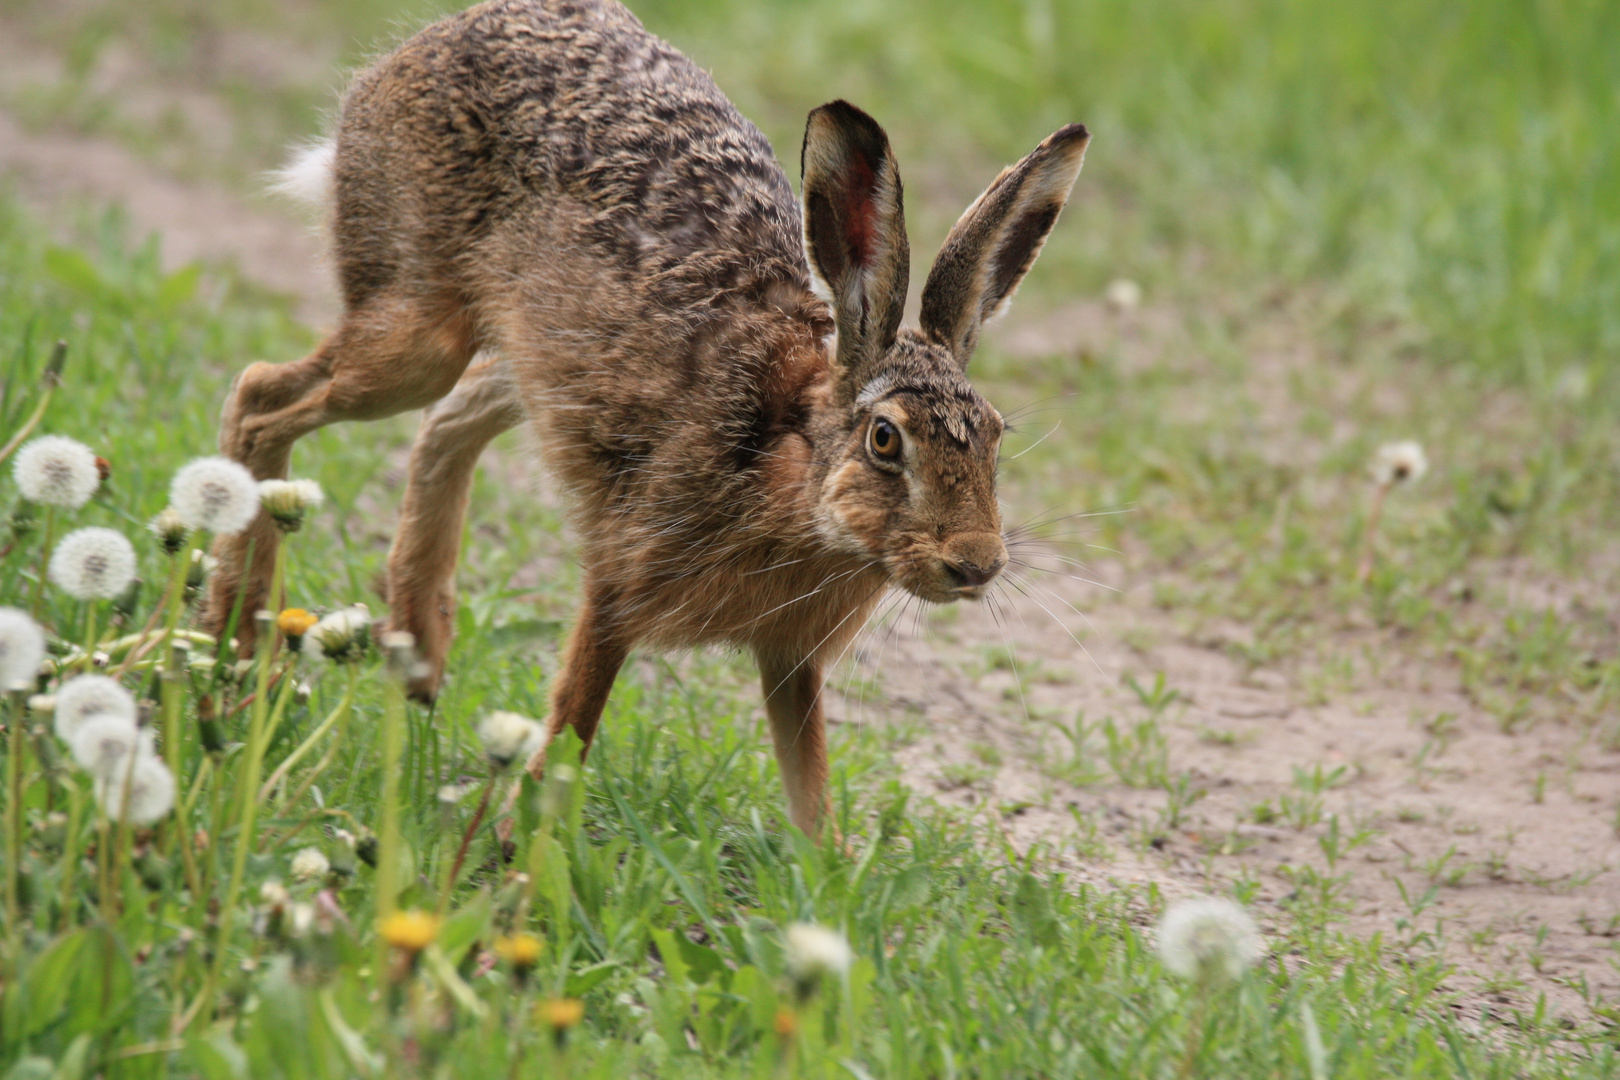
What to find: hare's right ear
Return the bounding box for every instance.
[919,124,1090,366]
[801,101,909,396]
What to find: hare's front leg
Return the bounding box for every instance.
[756,650,831,838]
[387,355,523,701]
[530,581,630,777]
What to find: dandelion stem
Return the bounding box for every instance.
[164,641,203,903]
[80,602,98,671]
[1175,985,1210,1080]
[207,547,285,1016]
[29,506,56,617]
[0,340,66,468]
[1356,481,1391,583]
[374,650,409,981]
[157,536,197,677]
[57,780,83,933]
[439,771,495,918]
[106,732,143,919]
[260,669,354,804]
[5,686,28,951]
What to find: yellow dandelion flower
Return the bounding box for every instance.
[495,933,543,969]
[537,997,584,1031]
[278,608,318,637]
[378,910,440,953]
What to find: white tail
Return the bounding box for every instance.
[269,139,336,215]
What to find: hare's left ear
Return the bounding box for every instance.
[919,124,1089,365]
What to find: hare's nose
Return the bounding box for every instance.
[942,557,1003,589]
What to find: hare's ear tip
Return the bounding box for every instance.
[808,99,886,136]
[1049,122,1091,147]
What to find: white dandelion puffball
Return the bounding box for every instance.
[290,847,331,882]
[257,478,324,530]
[68,713,155,779]
[170,456,260,535]
[307,606,371,663]
[1156,896,1263,983]
[48,527,137,600]
[0,607,46,687]
[476,710,548,770]
[13,435,100,509]
[1371,441,1428,487]
[784,922,854,982]
[95,754,176,825]
[53,674,137,741]
[1104,278,1143,312]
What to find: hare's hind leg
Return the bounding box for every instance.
[756,651,831,838]
[205,294,480,644]
[386,353,524,701]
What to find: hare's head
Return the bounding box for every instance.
[799,102,1089,604]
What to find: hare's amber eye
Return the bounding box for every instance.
[868,418,902,460]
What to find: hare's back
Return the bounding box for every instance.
[334,0,807,306]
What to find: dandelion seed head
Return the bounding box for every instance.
[287,902,316,937]
[53,674,136,741]
[258,478,324,531]
[307,606,371,662]
[290,847,330,882]
[0,607,46,687]
[170,457,260,535]
[784,922,853,983]
[1371,441,1428,487]
[13,435,100,508]
[95,754,175,825]
[68,713,154,779]
[48,527,136,600]
[148,507,189,555]
[476,710,547,770]
[1104,278,1143,312]
[1155,896,1262,983]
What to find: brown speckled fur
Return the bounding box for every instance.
[205,0,1088,836]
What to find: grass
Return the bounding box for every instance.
[1,0,1618,1072]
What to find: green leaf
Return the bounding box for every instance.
[650,927,690,987]
[42,247,105,298]
[564,960,620,999]
[888,864,932,910]
[157,262,202,310]
[438,890,492,964]
[49,1035,93,1080]
[4,930,86,1044]
[185,1031,250,1080]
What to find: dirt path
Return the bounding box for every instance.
[829,542,1620,1021]
[4,21,1616,1029]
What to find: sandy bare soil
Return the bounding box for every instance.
[3,22,1616,1028]
[830,551,1620,1021]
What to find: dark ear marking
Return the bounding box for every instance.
[801,100,910,399]
[919,123,1089,366]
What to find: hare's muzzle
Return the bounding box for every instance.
[937,533,1008,599]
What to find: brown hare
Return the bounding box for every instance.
[207,0,1089,837]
